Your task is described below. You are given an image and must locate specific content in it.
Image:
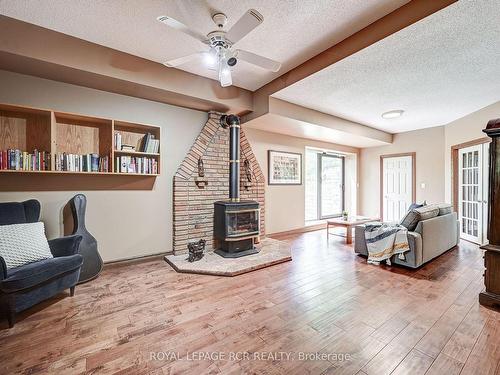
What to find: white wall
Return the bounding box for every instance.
[0,70,207,262]
[244,128,359,234]
[359,126,445,218]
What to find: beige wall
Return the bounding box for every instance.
[0,70,358,259]
[359,126,446,218]
[0,70,207,262]
[244,128,359,234]
[359,102,500,218]
[444,101,500,202]
[4,71,493,254]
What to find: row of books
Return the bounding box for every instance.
[54,153,110,172]
[115,156,158,174]
[1,150,157,174]
[0,149,51,171]
[140,133,160,153]
[113,132,160,154]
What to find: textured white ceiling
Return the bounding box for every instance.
[0,0,409,91]
[274,0,500,133]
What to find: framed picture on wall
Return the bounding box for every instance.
[268,150,302,185]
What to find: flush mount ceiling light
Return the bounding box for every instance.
[382,110,404,119]
[157,10,281,87]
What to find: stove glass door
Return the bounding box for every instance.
[226,209,259,237]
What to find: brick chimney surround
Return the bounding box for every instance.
[173,112,265,255]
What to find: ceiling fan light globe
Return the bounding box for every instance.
[204,52,217,67]
[219,60,232,87]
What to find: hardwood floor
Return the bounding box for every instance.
[1,230,499,374]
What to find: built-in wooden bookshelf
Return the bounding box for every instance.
[0,103,161,177]
[113,120,160,175]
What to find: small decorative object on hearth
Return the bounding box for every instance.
[243,159,253,190]
[342,210,349,220]
[195,157,208,188]
[188,239,206,262]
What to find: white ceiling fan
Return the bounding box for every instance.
[157,9,282,87]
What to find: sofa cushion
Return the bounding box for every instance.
[414,205,440,221]
[0,254,83,293]
[400,210,420,231]
[0,222,53,269]
[437,203,452,216]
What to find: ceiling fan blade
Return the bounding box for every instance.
[157,15,208,44]
[236,49,281,72]
[163,52,204,67]
[225,9,263,44]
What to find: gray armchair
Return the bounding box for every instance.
[0,200,83,327]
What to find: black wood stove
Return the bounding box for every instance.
[214,114,260,258]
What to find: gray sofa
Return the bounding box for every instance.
[354,212,460,268]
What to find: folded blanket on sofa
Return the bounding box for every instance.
[364,223,410,265]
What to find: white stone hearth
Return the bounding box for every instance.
[164,238,291,276]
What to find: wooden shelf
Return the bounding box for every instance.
[112,119,160,174]
[113,150,160,157]
[0,103,162,179]
[0,103,52,154]
[0,169,157,176]
[54,111,112,157]
[113,172,160,176]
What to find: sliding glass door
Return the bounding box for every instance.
[318,154,344,219]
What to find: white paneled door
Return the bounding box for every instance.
[458,144,489,244]
[382,155,413,222]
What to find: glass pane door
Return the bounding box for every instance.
[459,145,482,244]
[319,154,344,219]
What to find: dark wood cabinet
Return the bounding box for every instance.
[480,118,500,310]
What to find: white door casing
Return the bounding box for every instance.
[319,154,344,219]
[382,155,414,222]
[458,144,488,244]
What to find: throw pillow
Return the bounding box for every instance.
[437,203,452,216]
[408,201,426,211]
[400,210,420,231]
[0,222,53,269]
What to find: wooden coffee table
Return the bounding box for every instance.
[327,216,379,244]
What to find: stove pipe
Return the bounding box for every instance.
[220,114,240,202]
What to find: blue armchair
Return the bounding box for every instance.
[0,200,83,328]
